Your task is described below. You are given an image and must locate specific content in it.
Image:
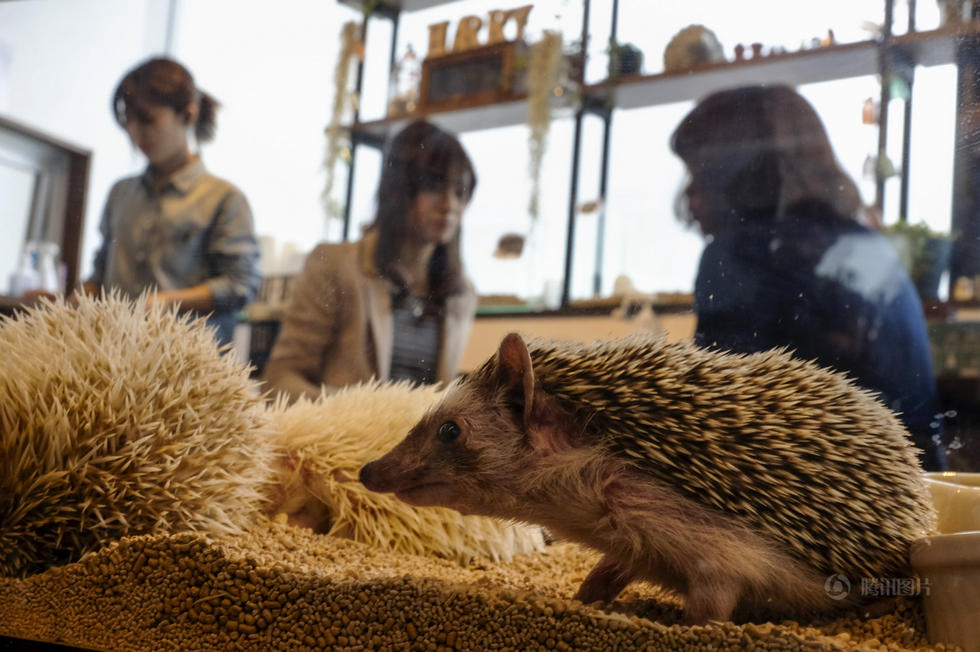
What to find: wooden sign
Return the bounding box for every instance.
[419,40,528,112]
[427,5,533,58]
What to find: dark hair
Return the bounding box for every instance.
[112,57,219,143]
[671,85,862,233]
[373,120,477,304]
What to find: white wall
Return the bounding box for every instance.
[172,0,352,270]
[0,0,353,280]
[0,0,174,280]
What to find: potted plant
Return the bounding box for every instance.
[882,220,954,300]
[607,39,644,80]
[525,30,563,220]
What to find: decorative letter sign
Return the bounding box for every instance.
[427,21,449,58]
[427,5,533,58]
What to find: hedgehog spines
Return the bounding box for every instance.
[473,333,935,583]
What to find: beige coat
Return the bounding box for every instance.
[262,231,477,402]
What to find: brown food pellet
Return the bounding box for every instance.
[0,518,960,651]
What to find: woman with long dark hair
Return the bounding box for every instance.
[84,56,260,346]
[672,84,947,470]
[263,120,477,401]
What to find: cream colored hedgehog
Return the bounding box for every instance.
[362,332,937,624]
[0,293,276,578]
[264,380,545,564]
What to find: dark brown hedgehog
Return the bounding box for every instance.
[361,332,937,624]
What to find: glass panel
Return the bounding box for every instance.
[594,74,887,299]
[360,15,396,122]
[599,101,701,298]
[347,145,383,238]
[907,64,956,235]
[797,75,881,210]
[458,119,573,305]
[566,112,604,301]
[0,160,35,293]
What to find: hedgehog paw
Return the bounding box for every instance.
[574,554,633,605]
[683,581,740,625]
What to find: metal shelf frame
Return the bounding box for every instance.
[337,0,980,305]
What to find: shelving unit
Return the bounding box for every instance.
[337,0,980,305]
[344,19,980,132]
[0,115,90,297]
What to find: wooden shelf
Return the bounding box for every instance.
[590,40,879,110]
[338,0,454,13]
[347,23,980,139]
[590,23,980,110]
[349,39,881,138]
[351,95,575,142]
[892,21,980,67]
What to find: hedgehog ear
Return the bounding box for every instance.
[496,332,535,423]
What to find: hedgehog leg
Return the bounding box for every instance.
[574,554,634,604]
[682,577,740,625]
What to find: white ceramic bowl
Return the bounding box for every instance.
[923,472,980,533]
[911,472,980,651]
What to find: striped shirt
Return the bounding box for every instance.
[389,293,440,385]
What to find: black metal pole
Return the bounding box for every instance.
[948,1,980,291]
[593,109,612,296]
[342,13,370,242]
[562,111,585,308]
[898,0,916,222]
[560,0,591,307]
[592,0,618,297]
[388,9,401,95]
[874,0,895,214]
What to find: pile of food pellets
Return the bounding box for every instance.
[0,517,958,651]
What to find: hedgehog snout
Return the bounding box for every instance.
[359,461,383,492]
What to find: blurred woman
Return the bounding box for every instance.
[85,57,260,346]
[263,120,478,402]
[671,84,947,470]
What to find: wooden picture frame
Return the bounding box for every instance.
[419,40,527,112]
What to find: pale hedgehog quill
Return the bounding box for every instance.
[361,332,936,624]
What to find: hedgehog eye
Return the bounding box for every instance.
[436,421,461,443]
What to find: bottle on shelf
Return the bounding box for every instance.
[387,44,421,116]
[36,241,62,294]
[8,242,41,296]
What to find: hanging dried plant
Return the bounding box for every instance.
[322,20,362,225]
[526,30,563,220]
